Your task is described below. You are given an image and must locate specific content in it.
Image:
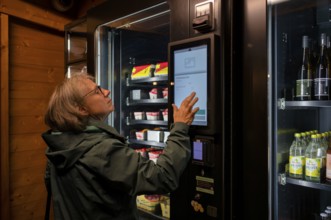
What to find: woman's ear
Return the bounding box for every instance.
[77,105,89,116]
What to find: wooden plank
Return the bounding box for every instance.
[10,46,64,67]
[9,99,48,116]
[10,116,47,134]
[10,182,47,206]
[10,148,46,170]
[11,165,46,188]
[11,199,47,220]
[10,34,64,52]
[10,134,47,153]
[11,64,64,83]
[10,89,56,100]
[10,81,57,101]
[0,13,10,220]
[11,81,57,93]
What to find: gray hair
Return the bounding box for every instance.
[44,72,95,132]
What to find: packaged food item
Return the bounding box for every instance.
[133,112,144,120]
[154,62,168,76]
[135,129,147,140]
[136,195,161,212]
[160,198,170,218]
[135,148,147,158]
[131,89,148,100]
[163,131,170,143]
[146,112,159,120]
[131,64,154,80]
[148,150,163,163]
[162,88,168,99]
[162,109,168,121]
[147,130,161,142]
[149,88,158,99]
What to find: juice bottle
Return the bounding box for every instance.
[289,133,304,179]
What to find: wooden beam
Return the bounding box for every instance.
[0,12,10,220]
[0,0,72,31]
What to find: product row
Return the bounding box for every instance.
[134,147,170,218]
[295,33,331,101]
[130,88,168,100]
[130,109,168,121]
[131,129,170,143]
[320,205,331,220]
[131,62,168,80]
[288,130,331,182]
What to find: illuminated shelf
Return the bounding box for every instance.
[278,99,331,109]
[284,176,331,192]
[127,76,168,85]
[126,98,168,106]
[126,119,168,126]
[137,208,168,220]
[129,139,166,148]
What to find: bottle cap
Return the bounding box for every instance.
[321,33,327,46]
[302,35,309,48]
[320,213,327,217]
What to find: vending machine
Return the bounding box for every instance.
[84,0,237,219]
[240,0,331,219]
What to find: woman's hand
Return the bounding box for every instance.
[172,92,199,125]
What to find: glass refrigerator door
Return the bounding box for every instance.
[94,3,171,219]
[269,0,331,219]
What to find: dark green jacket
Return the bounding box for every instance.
[42,120,191,220]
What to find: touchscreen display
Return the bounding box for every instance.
[173,44,208,126]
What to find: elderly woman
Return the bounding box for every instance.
[42,72,199,220]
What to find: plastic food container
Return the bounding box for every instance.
[149,88,158,99]
[162,88,168,99]
[131,64,154,80]
[154,62,168,76]
[147,130,161,142]
[160,199,170,218]
[163,131,170,143]
[162,109,168,121]
[134,112,144,120]
[135,131,145,140]
[146,112,159,120]
[131,89,148,100]
[148,150,162,163]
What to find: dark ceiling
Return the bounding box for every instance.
[22,0,105,18]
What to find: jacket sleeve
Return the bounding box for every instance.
[79,122,191,196]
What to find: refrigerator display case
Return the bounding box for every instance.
[92,2,171,219]
[268,0,331,219]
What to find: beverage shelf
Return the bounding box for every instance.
[126,98,168,106]
[285,176,331,192]
[127,119,168,126]
[127,76,168,85]
[278,98,331,109]
[129,139,166,148]
[137,208,168,220]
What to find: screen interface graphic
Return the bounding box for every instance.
[174,44,208,126]
[193,141,203,161]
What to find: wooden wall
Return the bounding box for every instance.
[8,18,65,220]
[0,0,106,219]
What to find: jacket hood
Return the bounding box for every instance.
[42,119,125,172]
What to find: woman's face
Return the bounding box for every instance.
[80,79,114,120]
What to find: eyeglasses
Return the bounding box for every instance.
[82,86,105,98]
